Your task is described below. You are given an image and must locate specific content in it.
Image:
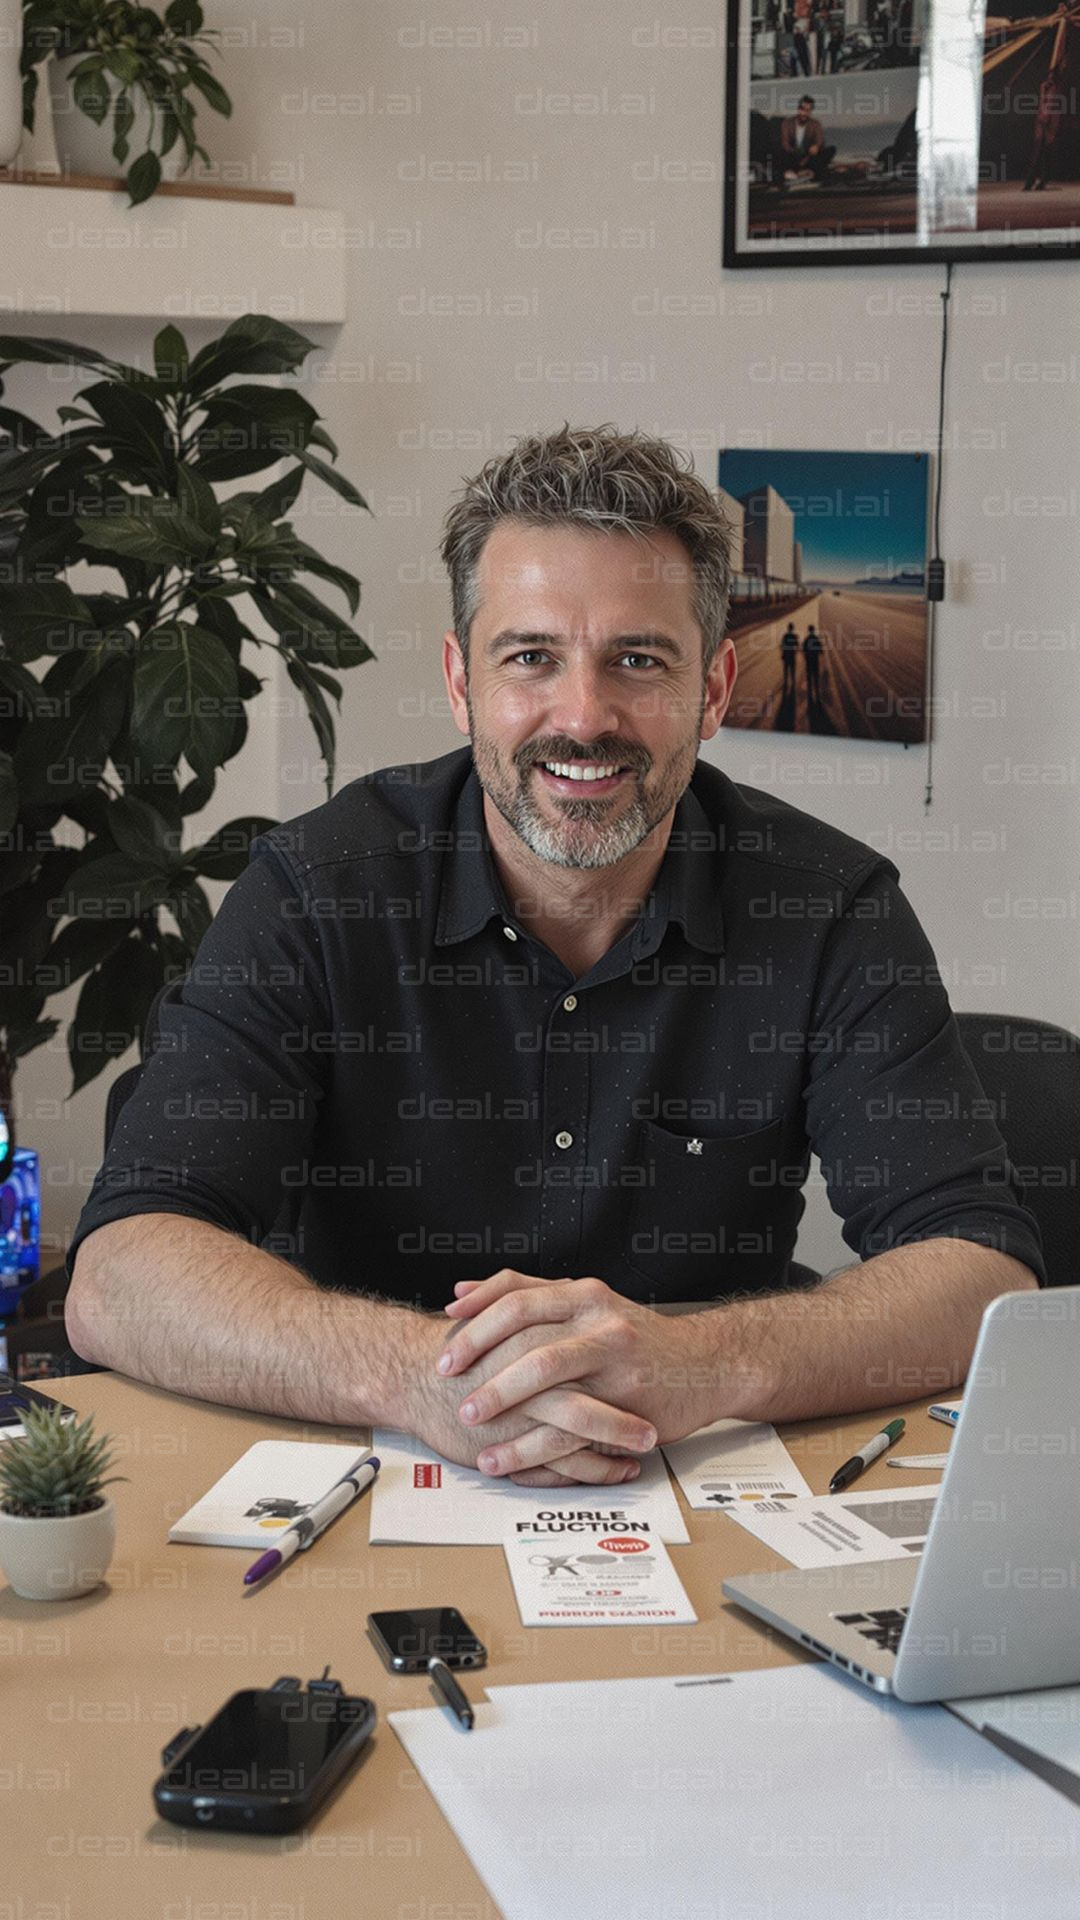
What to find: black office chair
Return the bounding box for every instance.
[952,1012,1080,1291]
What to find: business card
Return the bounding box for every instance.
[503,1506,697,1627]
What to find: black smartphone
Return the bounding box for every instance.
[0,1382,77,1427]
[153,1686,376,1833]
[368,1607,487,1674]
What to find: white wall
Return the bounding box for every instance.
[14,0,1080,1274]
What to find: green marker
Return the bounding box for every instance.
[829,1417,905,1494]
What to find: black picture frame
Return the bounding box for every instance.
[723,0,1080,268]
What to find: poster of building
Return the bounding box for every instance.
[716,449,930,743]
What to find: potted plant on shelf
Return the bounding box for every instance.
[0,1400,125,1597]
[0,311,371,1170]
[19,0,232,204]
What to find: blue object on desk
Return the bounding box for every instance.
[0,1149,40,1315]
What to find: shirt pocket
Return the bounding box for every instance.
[622,1117,791,1300]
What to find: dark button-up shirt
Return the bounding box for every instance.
[68,747,1045,1307]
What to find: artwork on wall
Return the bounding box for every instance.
[723,0,1080,266]
[715,449,930,743]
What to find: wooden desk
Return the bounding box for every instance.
[3,1374,947,1915]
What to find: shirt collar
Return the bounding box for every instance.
[434,760,724,956]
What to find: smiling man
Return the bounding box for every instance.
[65,425,1043,1486]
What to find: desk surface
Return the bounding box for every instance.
[4,1374,947,1914]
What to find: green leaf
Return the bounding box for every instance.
[175,462,221,538]
[178,768,215,816]
[0,658,44,724]
[0,751,16,837]
[73,65,110,125]
[187,67,231,117]
[154,323,188,387]
[69,935,166,1094]
[291,538,361,616]
[184,814,275,880]
[0,581,100,666]
[166,0,204,31]
[114,89,134,145]
[37,915,132,995]
[130,622,237,777]
[308,421,339,459]
[168,875,213,953]
[76,493,214,566]
[183,315,315,399]
[127,149,162,207]
[0,428,104,509]
[247,463,306,522]
[107,794,183,869]
[298,448,369,510]
[58,852,176,924]
[79,379,173,481]
[7,1018,60,1066]
[286,655,339,795]
[193,386,320,481]
[0,335,120,375]
[255,579,372,670]
[104,49,140,86]
[12,659,128,807]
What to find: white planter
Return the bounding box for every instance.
[47,54,185,181]
[0,1498,115,1600]
[0,0,22,168]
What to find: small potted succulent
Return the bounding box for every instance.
[20,0,231,204]
[0,1401,124,1597]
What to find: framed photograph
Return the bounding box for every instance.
[724,0,1080,266]
[716,448,930,743]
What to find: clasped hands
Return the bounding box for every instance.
[434,1269,720,1488]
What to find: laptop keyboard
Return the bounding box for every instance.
[833,1607,910,1654]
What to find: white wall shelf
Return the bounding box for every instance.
[0,176,346,324]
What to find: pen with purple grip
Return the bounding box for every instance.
[243,1456,380,1587]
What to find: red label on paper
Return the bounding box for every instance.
[414,1464,442,1488]
[598,1536,649,1553]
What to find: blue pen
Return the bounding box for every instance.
[243,1456,380,1587]
[928,1404,961,1428]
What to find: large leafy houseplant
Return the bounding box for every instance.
[21,0,231,205]
[0,313,371,1133]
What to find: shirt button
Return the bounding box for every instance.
[503,926,518,942]
[563,994,578,1012]
[554,1131,574,1150]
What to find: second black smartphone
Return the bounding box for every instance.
[368,1607,487,1673]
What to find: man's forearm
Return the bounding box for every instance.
[66,1218,649,1485]
[712,1240,1039,1425]
[66,1213,437,1427]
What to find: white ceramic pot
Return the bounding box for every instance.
[0,1498,116,1599]
[0,0,23,168]
[47,54,184,181]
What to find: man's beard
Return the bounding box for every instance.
[463,681,706,872]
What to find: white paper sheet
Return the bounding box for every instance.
[950,1684,1080,1796]
[721,1482,940,1568]
[391,1664,1080,1920]
[167,1440,372,1548]
[369,1428,689,1545]
[662,1417,811,1509]
[503,1508,696,1626]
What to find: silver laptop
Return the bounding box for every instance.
[723,1285,1080,1701]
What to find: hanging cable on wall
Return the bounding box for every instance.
[923,260,953,812]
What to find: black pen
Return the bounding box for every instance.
[427,1656,475,1730]
[829,1418,905,1494]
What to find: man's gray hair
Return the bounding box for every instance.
[440,423,734,673]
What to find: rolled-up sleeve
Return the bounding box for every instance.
[802,868,1047,1285]
[66,838,329,1279]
